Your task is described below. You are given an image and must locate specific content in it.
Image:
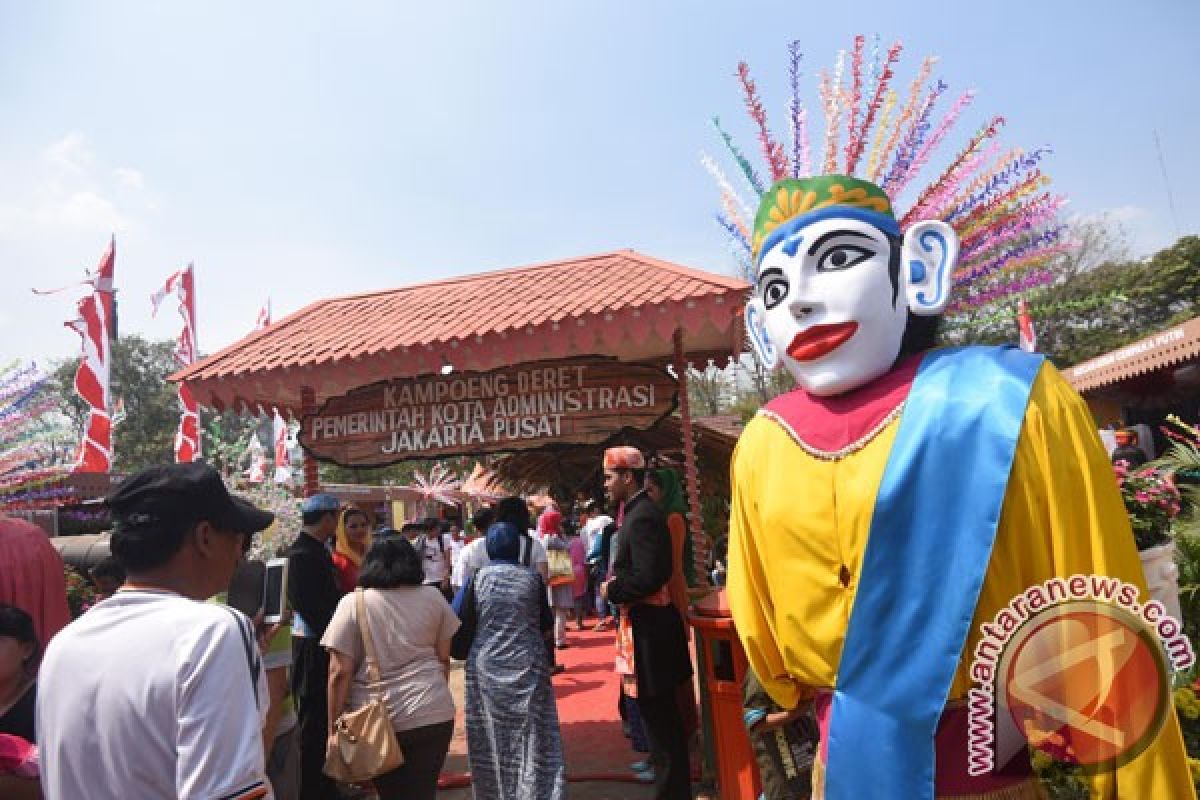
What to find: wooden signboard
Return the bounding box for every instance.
[299,357,678,466]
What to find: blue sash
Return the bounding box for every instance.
[825,346,1043,800]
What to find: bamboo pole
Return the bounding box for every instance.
[301,386,319,497]
[673,328,710,588]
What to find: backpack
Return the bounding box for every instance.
[517,535,534,568]
[417,532,447,560]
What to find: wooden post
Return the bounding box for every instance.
[300,386,319,497]
[673,328,710,588]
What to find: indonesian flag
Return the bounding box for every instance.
[273,409,292,485]
[151,264,201,462]
[254,301,271,331]
[63,239,115,473]
[1017,299,1037,353]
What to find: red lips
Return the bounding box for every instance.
[786,322,860,362]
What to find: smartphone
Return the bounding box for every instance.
[227,560,266,617]
[263,558,288,624]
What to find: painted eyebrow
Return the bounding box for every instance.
[756,266,784,285]
[806,229,877,257]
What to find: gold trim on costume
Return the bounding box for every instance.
[758,403,904,462]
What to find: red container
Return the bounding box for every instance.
[690,588,761,800]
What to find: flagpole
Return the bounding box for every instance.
[108,235,119,341]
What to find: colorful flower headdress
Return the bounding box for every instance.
[706,36,1071,318]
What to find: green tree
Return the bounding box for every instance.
[1033,235,1200,366]
[942,234,1200,367]
[687,362,734,416]
[318,460,422,486]
[203,410,265,480]
[53,335,181,473]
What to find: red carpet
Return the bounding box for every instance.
[552,626,650,782]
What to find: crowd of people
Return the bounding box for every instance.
[0,444,705,800]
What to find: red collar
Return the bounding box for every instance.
[761,354,923,454]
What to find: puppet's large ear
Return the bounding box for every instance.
[745,298,779,371]
[903,220,959,316]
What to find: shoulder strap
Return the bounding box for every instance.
[355,589,383,686]
[222,606,261,707]
[519,535,532,566]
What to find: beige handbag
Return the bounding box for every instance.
[323,589,405,782]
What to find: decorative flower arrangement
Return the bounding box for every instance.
[1114,461,1182,551]
[1033,683,1200,795]
[1030,748,1087,799]
[235,480,302,561]
[63,565,97,618]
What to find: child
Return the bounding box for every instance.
[743,667,819,800]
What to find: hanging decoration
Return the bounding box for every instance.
[151,264,201,462]
[406,463,463,517]
[0,362,75,511]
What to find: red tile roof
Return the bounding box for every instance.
[174,250,749,414]
[1065,315,1200,393]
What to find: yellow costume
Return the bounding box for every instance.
[729,358,1194,798]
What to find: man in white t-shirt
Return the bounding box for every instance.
[458,512,549,586]
[37,463,276,800]
[402,519,455,599]
[579,500,614,560]
[452,508,494,592]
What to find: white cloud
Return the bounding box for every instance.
[0,132,149,237]
[0,133,162,364]
[113,167,145,191]
[46,190,130,233]
[44,131,93,174]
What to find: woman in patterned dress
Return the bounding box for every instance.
[462,523,567,800]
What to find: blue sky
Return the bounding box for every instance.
[1,0,1196,366]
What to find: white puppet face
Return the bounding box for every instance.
[745,214,959,396]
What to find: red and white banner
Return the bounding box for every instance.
[1017,298,1037,353]
[62,239,115,473]
[254,301,271,331]
[273,409,292,485]
[151,264,201,462]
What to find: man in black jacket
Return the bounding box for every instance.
[601,446,693,799]
[285,493,342,800]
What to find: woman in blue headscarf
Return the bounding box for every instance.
[461,522,566,800]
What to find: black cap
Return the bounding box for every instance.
[106,463,275,534]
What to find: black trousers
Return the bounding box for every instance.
[292,636,334,800]
[371,719,455,800]
[637,688,692,800]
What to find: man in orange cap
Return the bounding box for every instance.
[601,446,693,799]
